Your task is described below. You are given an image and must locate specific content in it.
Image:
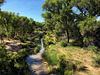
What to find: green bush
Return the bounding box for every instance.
[0,43,6,49]
[23,35,29,41]
[64,70,73,75]
[61,41,68,47]
[34,45,41,53]
[84,45,99,53]
[38,33,44,39]
[17,36,25,43]
[0,43,9,74]
[0,43,30,75]
[42,49,59,65]
[21,44,28,48]
[27,43,34,48]
[9,49,29,75]
[59,54,67,74]
[35,40,41,44]
[34,33,45,39]
[59,54,76,75]
[92,53,100,67]
[36,28,42,31]
[21,43,36,48]
[44,36,55,46]
[31,37,35,42]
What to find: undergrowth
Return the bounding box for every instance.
[92,52,100,67]
[84,45,99,53]
[0,43,30,75]
[42,38,100,75]
[42,48,59,65]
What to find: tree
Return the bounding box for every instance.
[71,0,100,16]
[1,11,13,40]
[0,0,4,6]
[72,0,100,46]
[0,11,37,40]
[78,16,98,46]
[42,0,76,42]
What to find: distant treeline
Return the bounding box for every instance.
[0,11,44,41]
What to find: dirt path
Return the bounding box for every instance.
[6,40,21,53]
[0,39,21,53]
[26,39,49,75]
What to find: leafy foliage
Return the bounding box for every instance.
[34,44,41,53]
[92,53,100,67]
[42,0,100,47]
[60,40,68,47]
[84,45,99,53]
[44,33,56,46]
[0,11,44,41]
[0,43,30,75]
[42,48,59,65]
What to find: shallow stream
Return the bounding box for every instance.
[26,39,48,75]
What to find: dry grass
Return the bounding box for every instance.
[47,40,100,75]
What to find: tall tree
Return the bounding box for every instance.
[42,0,75,42]
[0,0,4,5]
[72,0,100,46]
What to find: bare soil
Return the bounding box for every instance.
[0,39,21,53]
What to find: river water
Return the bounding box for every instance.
[26,39,48,75]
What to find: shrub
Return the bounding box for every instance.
[0,43,8,74]
[9,49,29,75]
[84,45,99,53]
[35,40,41,44]
[92,53,100,67]
[21,43,36,48]
[61,41,68,47]
[59,54,76,75]
[38,33,44,39]
[42,49,59,65]
[0,43,6,49]
[64,70,73,75]
[44,37,54,46]
[0,43,29,75]
[21,44,28,48]
[31,37,35,42]
[83,37,94,46]
[59,54,67,74]
[27,43,34,48]
[34,33,45,39]
[43,33,56,46]
[17,36,25,43]
[23,35,29,41]
[34,45,41,53]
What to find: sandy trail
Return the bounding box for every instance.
[0,39,21,53]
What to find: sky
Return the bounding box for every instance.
[1,0,100,22]
[72,7,100,21]
[1,0,45,22]
[97,17,100,21]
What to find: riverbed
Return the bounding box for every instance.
[26,39,48,75]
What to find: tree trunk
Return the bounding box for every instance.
[66,29,69,43]
[0,35,4,43]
